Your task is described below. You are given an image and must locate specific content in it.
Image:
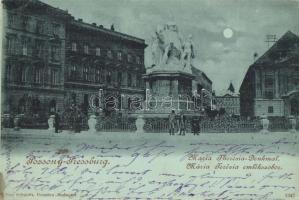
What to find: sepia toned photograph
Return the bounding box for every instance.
[0,0,299,199]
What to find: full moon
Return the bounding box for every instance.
[223,28,233,38]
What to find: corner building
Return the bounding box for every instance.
[2,0,71,115]
[240,31,299,117]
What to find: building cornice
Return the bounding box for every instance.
[70,20,147,47]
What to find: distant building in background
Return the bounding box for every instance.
[215,82,240,116]
[191,66,213,108]
[191,66,212,92]
[239,31,299,117]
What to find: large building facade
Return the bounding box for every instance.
[2,0,146,117]
[240,31,299,117]
[65,19,146,114]
[2,0,71,116]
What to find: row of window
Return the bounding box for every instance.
[6,65,60,85]
[69,66,142,87]
[71,42,143,64]
[6,36,61,62]
[7,13,61,36]
[261,76,299,99]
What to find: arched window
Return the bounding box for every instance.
[83,67,89,81]
[6,64,12,82]
[18,67,27,83]
[107,50,113,59]
[136,56,141,64]
[18,97,26,114]
[49,99,56,113]
[96,47,101,56]
[106,71,112,84]
[127,73,132,87]
[32,97,41,114]
[71,42,77,52]
[95,69,100,83]
[117,72,122,86]
[51,69,59,85]
[100,67,105,83]
[127,97,132,110]
[70,64,77,80]
[22,38,28,56]
[84,45,89,54]
[117,52,122,60]
[33,68,41,83]
[127,54,132,62]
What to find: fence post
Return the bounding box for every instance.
[289,116,297,133]
[260,115,270,134]
[135,115,145,133]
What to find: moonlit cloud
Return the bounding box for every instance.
[42,0,299,93]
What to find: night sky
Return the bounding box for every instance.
[42,0,299,93]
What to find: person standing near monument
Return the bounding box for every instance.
[169,110,176,135]
[74,109,82,133]
[54,110,60,133]
[178,112,186,136]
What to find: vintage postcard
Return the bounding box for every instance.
[1,0,299,199]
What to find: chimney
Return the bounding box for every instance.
[78,18,83,22]
[110,24,115,31]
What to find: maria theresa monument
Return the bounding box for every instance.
[143,22,203,115]
[148,22,194,73]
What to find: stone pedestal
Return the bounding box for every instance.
[88,115,97,133]
[289,116,297,133]
[48,115,55,132]
[260,115,269,134]
[135,115,145,133]
[143,70,195,114]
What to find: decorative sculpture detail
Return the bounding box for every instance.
[182,34,195,68]
[150,22,195,73]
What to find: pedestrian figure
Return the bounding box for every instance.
[54,110,60,133]
[178,112,186,136]
[74,111,82,133]
[169,110,176,135]
[191,117,200,135]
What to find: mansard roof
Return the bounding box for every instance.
[239,31,299,92]
[254,31,299,66]
[191,66,212,84]
[70,19,147,48]
[3,0,71,19]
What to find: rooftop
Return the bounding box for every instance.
[71,19,146,46]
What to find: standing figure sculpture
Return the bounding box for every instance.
[182,34,195,68]
[151,25,165,66]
